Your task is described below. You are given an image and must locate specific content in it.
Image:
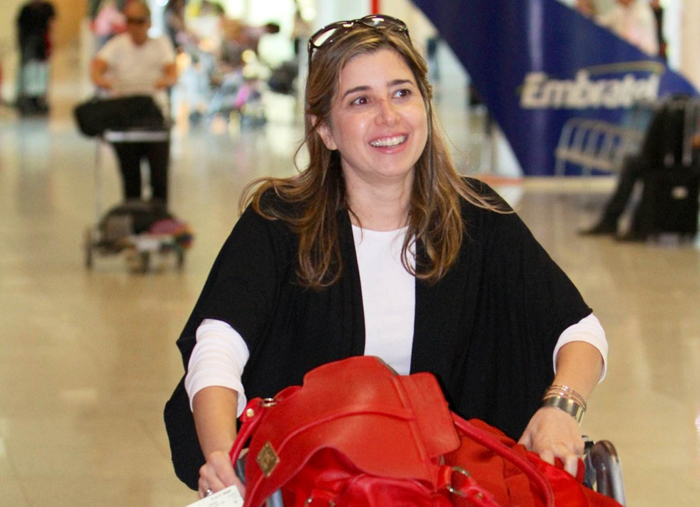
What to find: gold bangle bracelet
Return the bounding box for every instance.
[541,395,585,424]
[544,384,587,411]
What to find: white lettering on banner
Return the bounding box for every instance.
[520,71,660,109]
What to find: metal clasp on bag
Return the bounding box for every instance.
[446,466,482,498]
[262,397,278,407]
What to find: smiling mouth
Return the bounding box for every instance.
[369,135,407,148]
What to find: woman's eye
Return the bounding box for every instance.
[394,89,411,98]
[350,96,368,106]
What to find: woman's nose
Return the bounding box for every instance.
[376,100,399,126]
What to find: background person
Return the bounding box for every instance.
[16,0,56,115]
[597,0,659,56]
[579,0,661,237]
[649,0,667,60]
[164,15,608,498]
[90,0,177,205]
[164,0,188,53]
[91,0,127,51]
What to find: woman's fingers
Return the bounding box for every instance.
[550,443,580,476]
[539,448,555,466]
[198,450,247,498]
[517,429,532,450]
[540,440,583,475]
[520,407,584,476]
[564,453,579,477]
[198,470,226,498]
[210,451,239,487]
[538,443,579,476]
[232,476,246,497]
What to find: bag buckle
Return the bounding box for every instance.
[445,466,498,505]
[262,397,278,407]
[445,466,473,497]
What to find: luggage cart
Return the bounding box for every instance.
[584,439,626,506]
[84,128,189,273]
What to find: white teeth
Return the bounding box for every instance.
[370,135,407,148]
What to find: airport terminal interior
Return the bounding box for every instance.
[0,0,699,505]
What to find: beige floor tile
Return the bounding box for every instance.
[0,478,29,506]
[0,445,17,479]
[18,476,194,507]
[4,416,173,480]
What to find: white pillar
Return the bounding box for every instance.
[679,0,700,90]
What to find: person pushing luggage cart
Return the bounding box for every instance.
[81,0,191,272]
[90,0,177,205]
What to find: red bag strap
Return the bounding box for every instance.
[451,414,555,507]
[437,466,501,506]
[229,398,268,464]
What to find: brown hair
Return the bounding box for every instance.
[241,22,501,289]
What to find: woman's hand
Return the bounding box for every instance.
[520,341,604,476]
[198,449,246,499]
[518,407,584,476]
[192,386,243,498]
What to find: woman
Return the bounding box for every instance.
[165,15,607,498]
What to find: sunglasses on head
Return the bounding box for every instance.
[307,14,410,72]
[126,17,149,25]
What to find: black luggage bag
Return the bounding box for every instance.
[635,166,700,239]
[630,97,700,240]
[74,95,165,137]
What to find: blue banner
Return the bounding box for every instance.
[412,0,698,176]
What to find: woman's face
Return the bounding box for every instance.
[318,48,428,189]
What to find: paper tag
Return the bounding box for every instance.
[186,486,244,507]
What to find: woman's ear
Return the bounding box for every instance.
[312,115,338,151]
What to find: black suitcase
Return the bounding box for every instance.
[636,167,699,238]
[631,97,700,240]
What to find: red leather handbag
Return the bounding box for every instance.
[229,356,620,507]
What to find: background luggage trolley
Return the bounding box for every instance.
[84,126,191,273]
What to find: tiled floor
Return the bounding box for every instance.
[0,48,699,506]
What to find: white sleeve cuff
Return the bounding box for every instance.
[185,319,251,417]
[553,313,608,382]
